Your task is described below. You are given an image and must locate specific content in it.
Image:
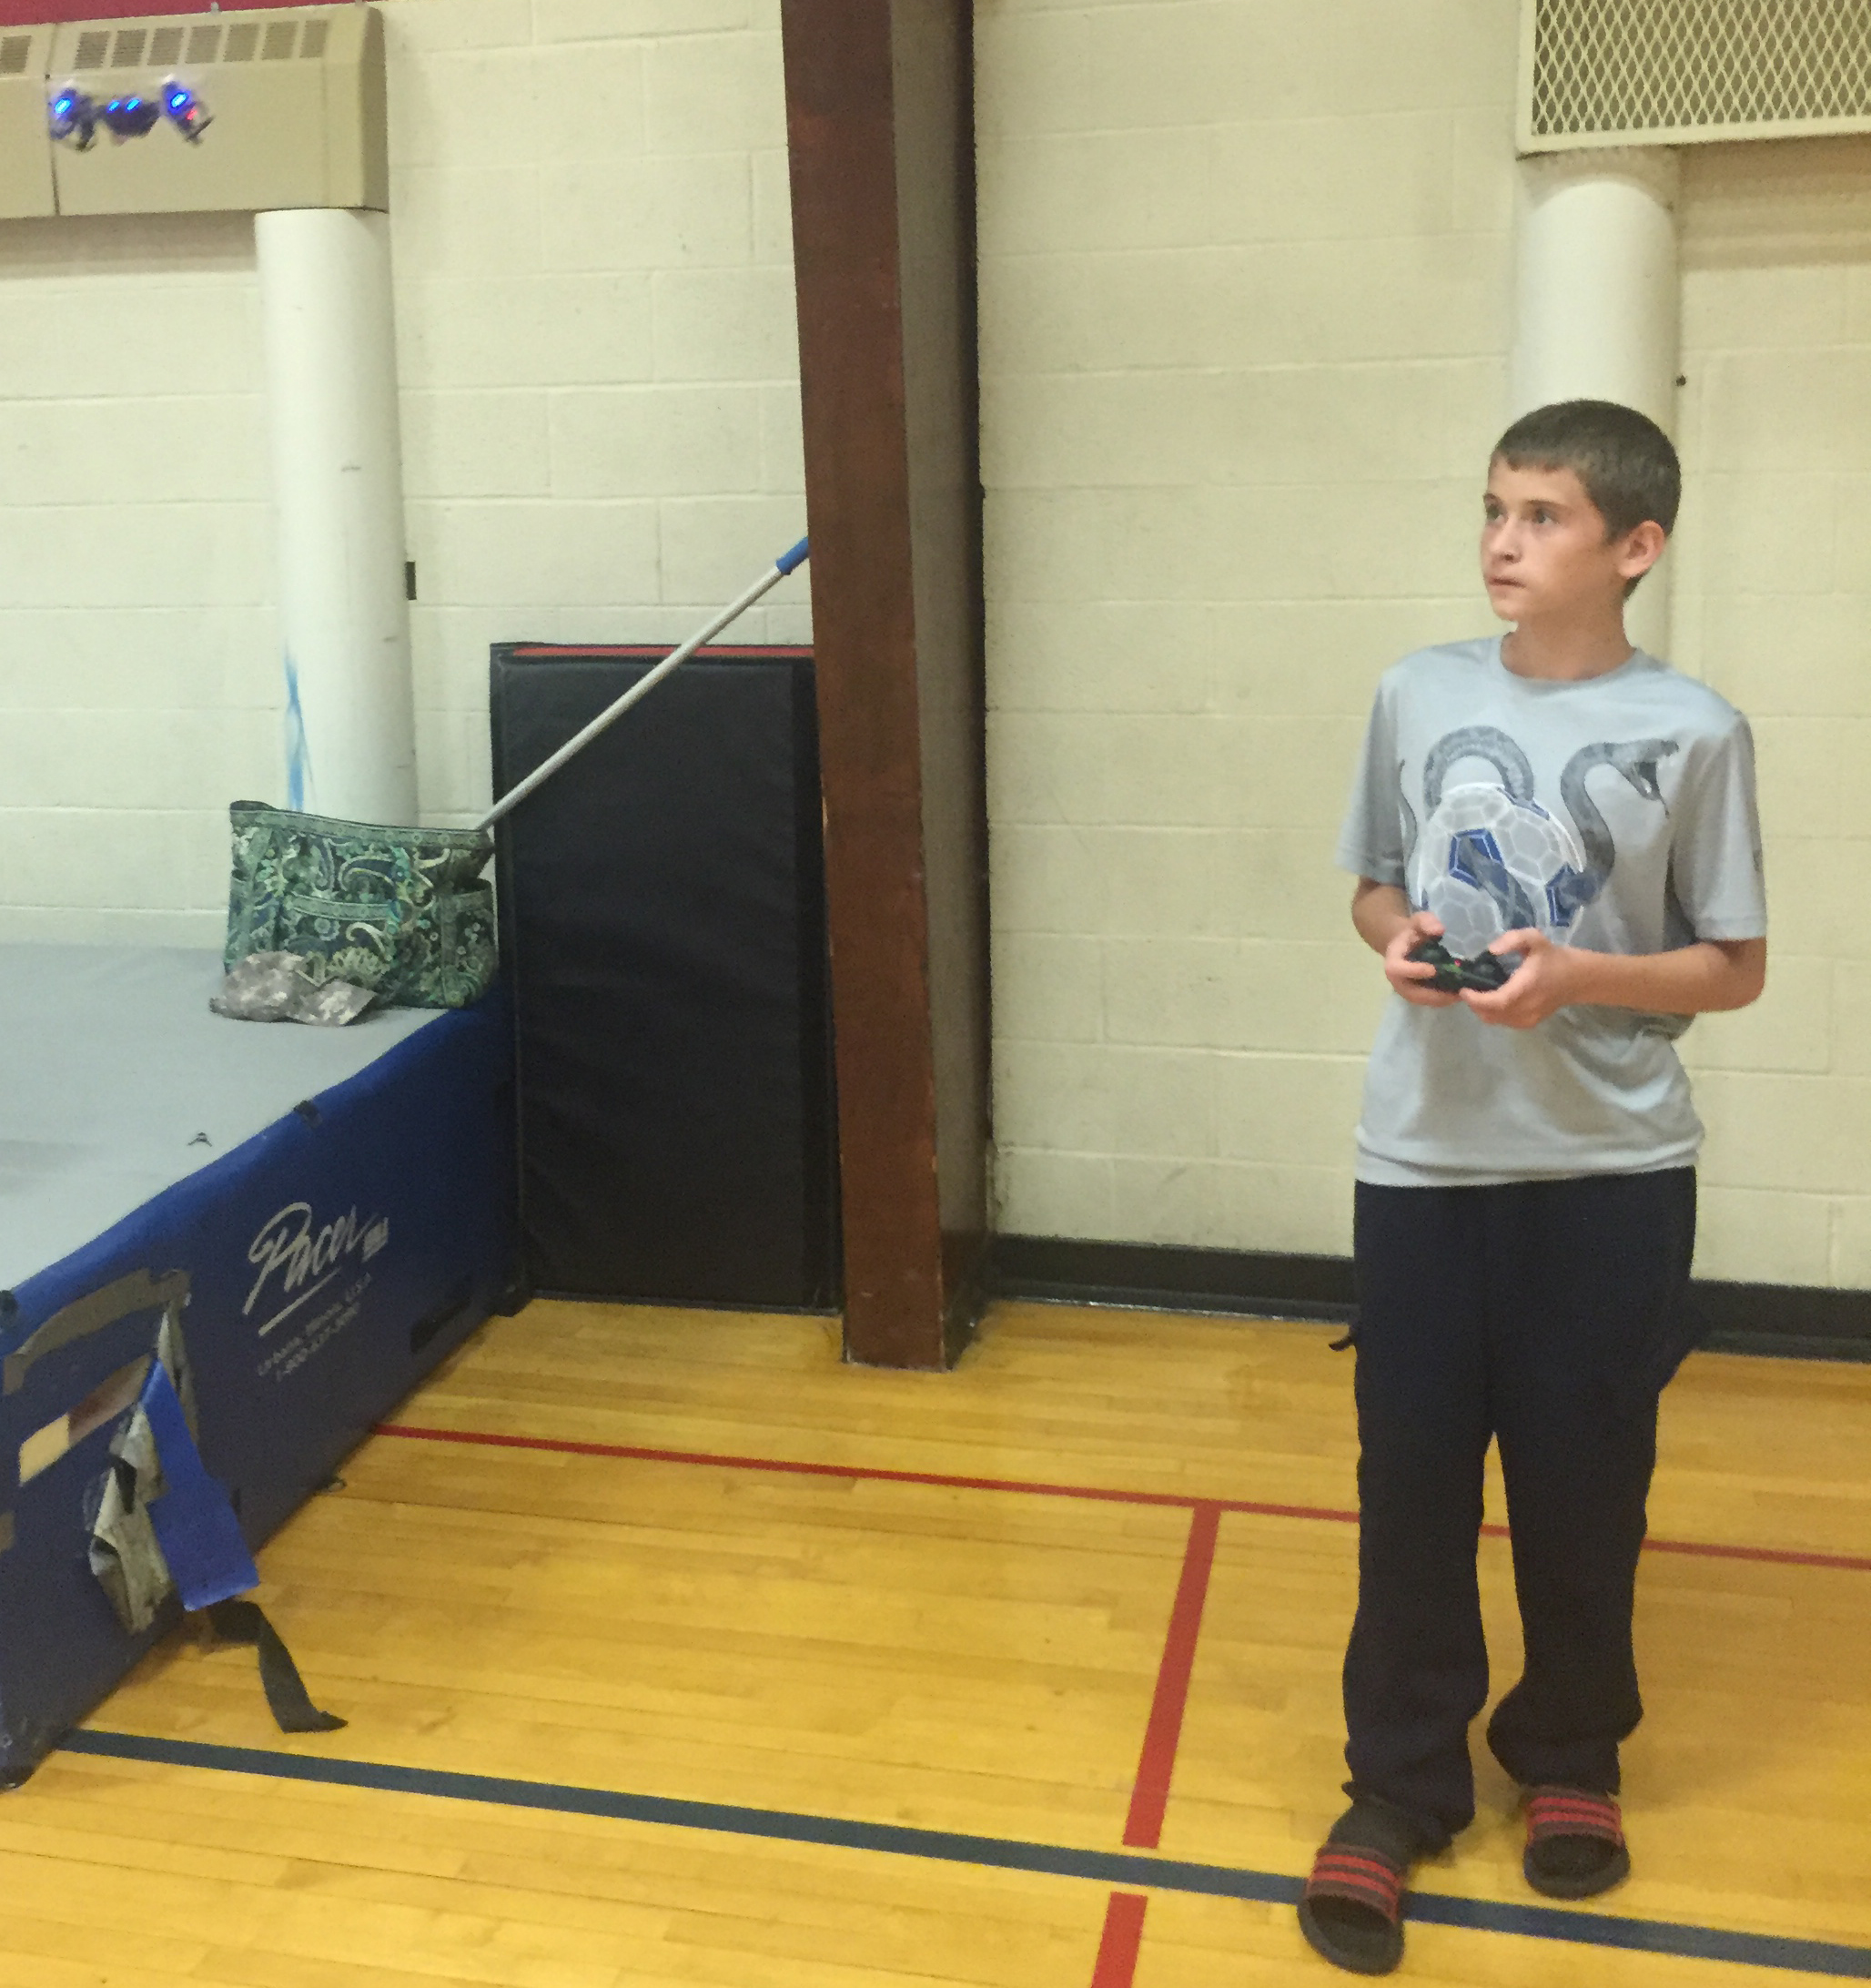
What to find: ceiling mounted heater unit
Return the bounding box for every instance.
[1519,0,1871,152]
[0,25,54,218]
[45,4,385,216]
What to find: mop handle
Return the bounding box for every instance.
[477,538,810,832]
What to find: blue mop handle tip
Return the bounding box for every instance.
[775,536,810,576]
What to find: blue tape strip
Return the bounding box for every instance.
[774,536,809,576]
[138,1366,258,1612]
[282,653,310,812]
[58,1731,1871,1978]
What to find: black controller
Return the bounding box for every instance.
[1406,938,1517,995]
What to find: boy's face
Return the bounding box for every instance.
[1481,458,1664,624]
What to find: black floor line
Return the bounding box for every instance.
[58,1730,1871,1980]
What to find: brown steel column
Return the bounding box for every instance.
[781,0,989,1368]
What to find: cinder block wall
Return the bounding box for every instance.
[1672,137,1871,1287]
[0,0,804,945]
[4,0,1866,1291]
[978,0,1871,1289]
[0,210,270,942]
[977,0,1513,1259]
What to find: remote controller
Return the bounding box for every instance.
[1406,938,1517,995]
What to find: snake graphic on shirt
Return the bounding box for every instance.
[1400,725,1679,958]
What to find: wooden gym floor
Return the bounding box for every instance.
[5,1299,1869,1987]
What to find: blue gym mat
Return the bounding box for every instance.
[0,946,512,1777]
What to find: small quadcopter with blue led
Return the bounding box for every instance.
[49,78,209,150]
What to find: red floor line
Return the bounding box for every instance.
[1123,1503,1221,1851]
[1481,1517,1871,1574]
[1087,1890,1149,1987]
[370,1423,1871,1575]
[372,1421,1350,1519]
[1633,1533,1871,1573]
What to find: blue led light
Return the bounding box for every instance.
[47,82,95,145]
[100,92,162,138]
[160,77,211,141]
[52,74,206,147]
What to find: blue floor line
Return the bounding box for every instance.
[60,1729,1871,1979]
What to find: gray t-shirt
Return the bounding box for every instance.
[1336,638,1766,1186]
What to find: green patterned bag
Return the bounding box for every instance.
[222,802,498,1010]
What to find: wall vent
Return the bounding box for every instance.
[0,22,53,217]
[46,5,388,216]
[1520,0,1871,152]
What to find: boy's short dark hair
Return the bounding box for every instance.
[1492,399,1682,540]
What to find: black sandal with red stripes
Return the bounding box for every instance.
[1297,1804,1423,1975]
[1522,1785,1631,1899]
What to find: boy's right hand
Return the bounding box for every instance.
[1384,911,1461,1007]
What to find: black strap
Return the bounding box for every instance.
[204,1600,347,1733]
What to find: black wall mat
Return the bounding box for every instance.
[490,644,839,1311]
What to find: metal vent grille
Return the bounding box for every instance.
[44,12,338,86]
[1522,0,1871,151]
[0,34,28,75]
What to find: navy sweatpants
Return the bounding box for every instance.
[1343,1170,1699,1849]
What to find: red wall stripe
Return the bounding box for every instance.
[0,2,302,24]
[510,645,814,660]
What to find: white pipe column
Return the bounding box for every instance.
[255,208,417,824]
[1511,147,1682,657]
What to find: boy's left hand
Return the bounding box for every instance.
[1461,929,1579,1029]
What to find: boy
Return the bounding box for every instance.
[1300,400,1767,1976]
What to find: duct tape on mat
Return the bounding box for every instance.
[105,1364,345,1735]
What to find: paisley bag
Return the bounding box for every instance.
[221,802,498,1009]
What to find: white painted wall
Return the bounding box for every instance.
[0,209,271,942]
[4,0,1866,1290]
[979,0,1871,1288]
[0,0,805,944]
[1672,137,1871,1287]
[978,0,1513,1258]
